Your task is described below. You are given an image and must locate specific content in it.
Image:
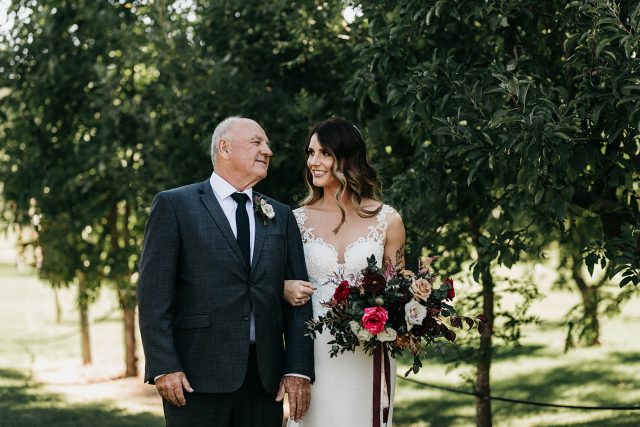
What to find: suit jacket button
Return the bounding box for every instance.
[243,316,249,321]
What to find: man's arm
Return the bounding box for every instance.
[137,192,184,382]
[276,206,314,422]
[281,206,314,380]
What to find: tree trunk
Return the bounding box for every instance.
[572,258,601,346]
[475,267,494,427]
[122,304,138,377]
[78,276,92,365]
[53,287,63,324]
[109,199,138,377]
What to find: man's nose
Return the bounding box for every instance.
[261,143,273,157]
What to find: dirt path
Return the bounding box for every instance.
[32,357,163,416]
[31,357,291,425]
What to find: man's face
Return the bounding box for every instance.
[226,120,272,185]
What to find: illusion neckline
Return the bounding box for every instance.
[295,205,394,265]
[306,235,372,266]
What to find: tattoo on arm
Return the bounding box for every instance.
[395,244,405,268]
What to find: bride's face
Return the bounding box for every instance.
[307,133,337,189]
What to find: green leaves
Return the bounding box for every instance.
[584,252,600,277]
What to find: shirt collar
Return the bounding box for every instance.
[210,172,253,203]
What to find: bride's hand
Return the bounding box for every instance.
[284,280,316,306]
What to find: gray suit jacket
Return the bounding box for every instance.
[137,179,314,393]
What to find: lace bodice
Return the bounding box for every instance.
[293,205,396,316]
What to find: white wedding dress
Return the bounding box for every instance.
[288,205,397,427]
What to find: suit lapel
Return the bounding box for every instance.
[251,194,267,272]
[198,180,248,271]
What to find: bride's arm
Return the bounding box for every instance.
[383,211,406,270]
[284,280,316,306]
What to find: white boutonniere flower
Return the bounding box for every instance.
[253,195,275,225]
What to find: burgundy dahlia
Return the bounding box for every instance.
[361,271,387,295]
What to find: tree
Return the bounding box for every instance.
[0,0,363,376]
[158,0,365,203]
[0,0,167,375]
[350,1,640,425]
[553,213,638,350]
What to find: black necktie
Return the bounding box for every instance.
[230,192,250,267]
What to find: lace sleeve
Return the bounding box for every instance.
[292,207,314,243]
[366,204,396,244]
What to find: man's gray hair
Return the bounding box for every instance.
[210,116,243,166]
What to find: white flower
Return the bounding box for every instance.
[405,299,427,331]
[348,320,361,335]
[376,327,397,342]
[349,320,373,341]
[356,328,374,342]
[260,199,275,219]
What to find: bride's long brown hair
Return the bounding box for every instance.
[301,117,382,233]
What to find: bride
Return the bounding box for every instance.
[284,117,405,427]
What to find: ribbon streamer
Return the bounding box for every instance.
[373,345,391,427]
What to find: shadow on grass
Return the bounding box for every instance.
[0,368,163,427]
[393,393,474,427]
[393,350,640,427]
[610,351,640,364]
[398,344,548,368]
[491,359,640,425]
[551,414,640,427]
[492,344,547,362]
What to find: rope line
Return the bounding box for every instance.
[398,375,640,410]
[5,307,120,345]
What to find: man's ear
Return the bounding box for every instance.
[219,140,231,159]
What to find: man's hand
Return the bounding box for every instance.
[155,371,194,406]
[275,375,311,422]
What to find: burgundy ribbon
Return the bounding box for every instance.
[372,345,391,427]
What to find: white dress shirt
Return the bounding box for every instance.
[210,172,256,342]
[209,172,256,263]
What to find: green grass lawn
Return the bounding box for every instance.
[0,263,639,426]
[0,368,161,427]
[0,264,164,427]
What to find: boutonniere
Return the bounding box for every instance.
[253,195,275,225]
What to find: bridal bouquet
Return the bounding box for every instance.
[307,255,483,375]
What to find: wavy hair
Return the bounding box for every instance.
[301,117,382,233]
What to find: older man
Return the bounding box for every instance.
[138,117,314,426]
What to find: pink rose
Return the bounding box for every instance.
[361,306,388,335]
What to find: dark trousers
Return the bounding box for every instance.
[163,345,282,427]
